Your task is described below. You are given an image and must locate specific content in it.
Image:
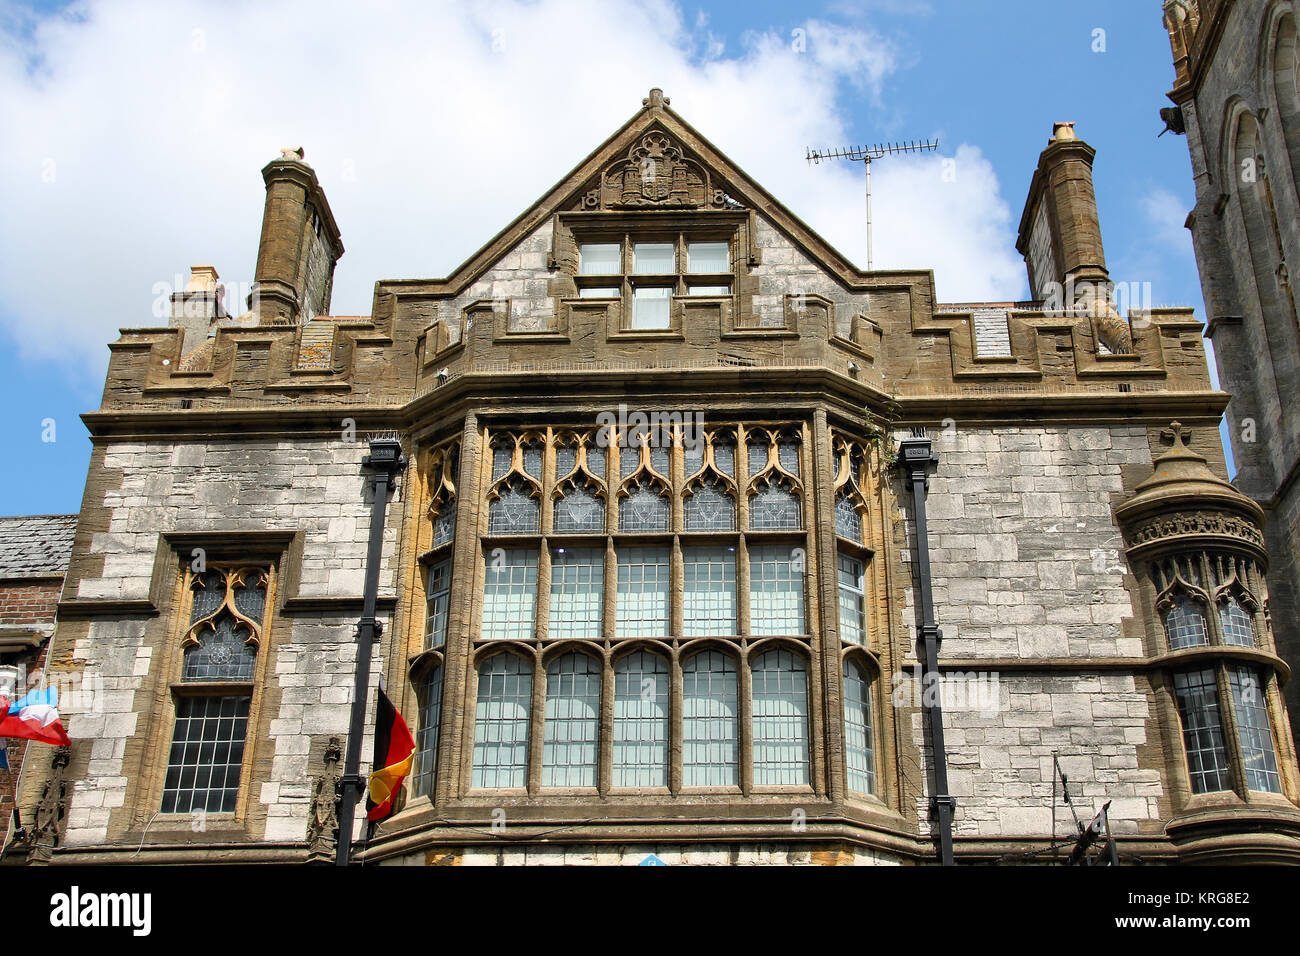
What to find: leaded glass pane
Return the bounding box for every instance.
[587,445,606,481]
[843,659,876,795]
[549,548,603,639]
[433,508,456,549]
[749,545,805,635]
[482,550,537,640]
[425,559,451,648]
[1219,599,1255,647]
[492,444,513,481]
[542,653,600,787]
[835,495,863,542]
[619,445,640,479]
[183,614,257,682]
[682,651,739,787]
[472,654,532,788]
[684,480,736,532]
[554,484,605,534]
[161,694,249,813]
[684,439,704,477]
[837,552,866,645]
[613,651,669,787]
[619,483,669,532]
[747,443,768,477]
[749,480,801,530]
[683,546,737,636]
[189,571,225,624]
[777,441,800,476]
[713,441,735,477]
[232,575,266,623]
[555,446,577,478]
[489,482,539,535]
[1173,668,1232,794]
[522,442,543,479]
[752,648,810,786]
[615,546,670,637]
[1164,598,1209,649]
[651,444,670,476]
[1228,666,1281,793]
[413,666,443,798]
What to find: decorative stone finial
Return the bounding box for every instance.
[1160,421,1192,450]
[643,88,669,110]
[1052,121,1076,142]
[278,146,305,162]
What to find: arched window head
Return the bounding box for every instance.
[749,478,801,531]
[1218,597,1255,647]
[489,480,540,535]
[471,653,532,789]
[620,480,669,532]
[1163,596,1209,650]
[684,478,735,531]
[834,494,864,542]
[182,569,263,682]
[843,657,876,796]
[751,647,809,786]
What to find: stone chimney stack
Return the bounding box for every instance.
[1016,122,1132,353]
[251,147,344,325]
[169,265,228,357]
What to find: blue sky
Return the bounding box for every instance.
[0,0,1211,517]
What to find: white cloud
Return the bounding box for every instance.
[1140,186,1193,253]
[0,0,1026,378]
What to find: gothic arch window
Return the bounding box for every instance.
[471,652,533,789]
[162,566,270,815]
[746,427,803,531]
[1270,13,1300,209]
[842,656,877,796]
[424,440,460,549]
[1153,550,1284,796]
[612,650,669,787]
[751,646,810,786]
[682,649,740,787]
[413,663,443,798]
[489,479,541,535]
[542,652,601,788]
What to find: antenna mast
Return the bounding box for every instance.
[806,139,939,270]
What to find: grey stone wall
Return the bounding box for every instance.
[897,424,1161,838]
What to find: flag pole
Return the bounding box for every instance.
[336,435,405,867]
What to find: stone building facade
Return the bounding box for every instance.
[0,514,76,852]
[8,89,1300,865]
[1163,0,1300,751]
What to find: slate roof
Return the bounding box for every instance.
[0,514,77,579]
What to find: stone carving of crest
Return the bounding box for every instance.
[580,130,729,211]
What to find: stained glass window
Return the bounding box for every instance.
[554,484,605,534]
[834,495,862,542]
[684,480,735,532]
[619,482,669,532]
[489,482,539,535]
[750,480,801,531]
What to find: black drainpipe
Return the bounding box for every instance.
[336,435,405,866]
[898,431,955,866]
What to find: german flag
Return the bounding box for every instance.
[365,687,415,822]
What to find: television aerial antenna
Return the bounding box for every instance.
[806,139,939,270]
